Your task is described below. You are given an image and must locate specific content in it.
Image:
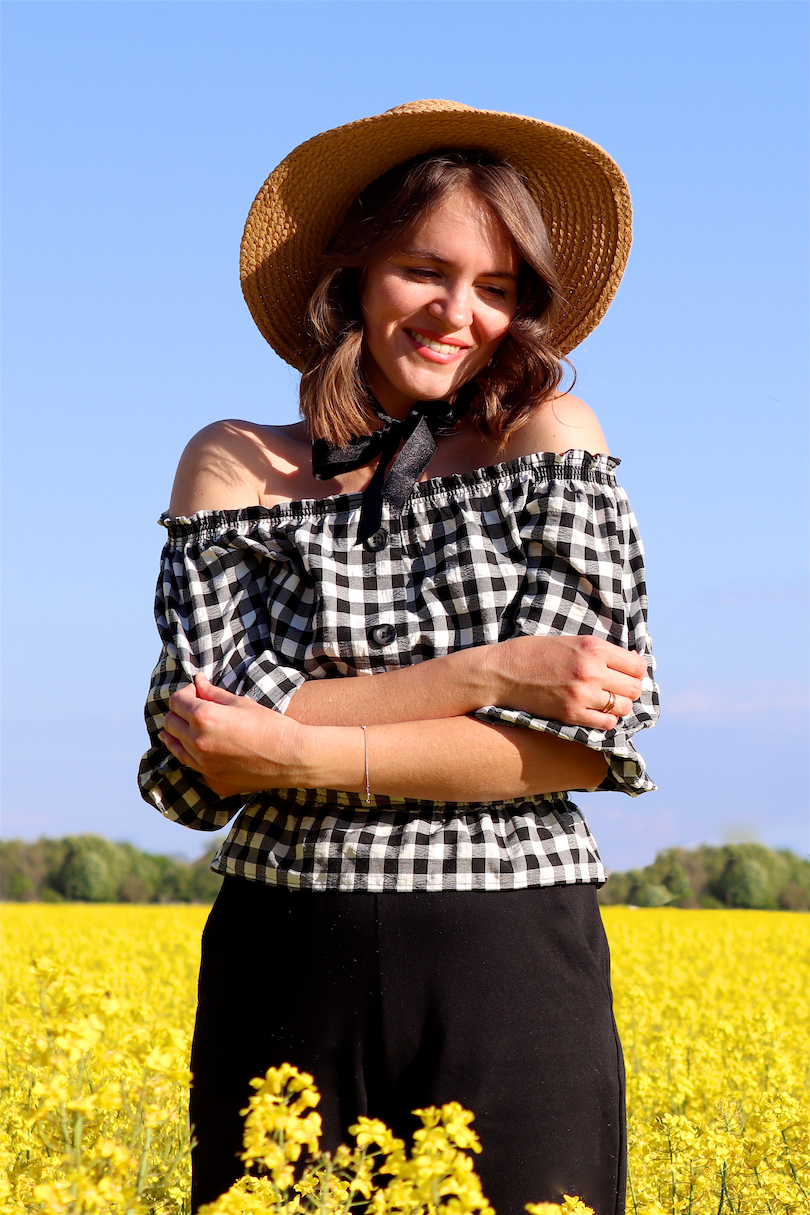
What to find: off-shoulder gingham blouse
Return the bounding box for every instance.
[139,449,659,893]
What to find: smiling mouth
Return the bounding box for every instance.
[407,329,470,356]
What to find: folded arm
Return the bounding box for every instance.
[161,675,608,802]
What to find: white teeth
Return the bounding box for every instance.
[410,330,463,355]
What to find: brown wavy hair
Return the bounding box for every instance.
[300,150,570,449]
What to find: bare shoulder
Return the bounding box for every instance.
[504,393,609,459]
[168,419,310,516]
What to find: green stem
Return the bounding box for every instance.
[627,1156,639,1215]
[784,1150,810,1204]
[126,1074,149,1152]
[136,1125,153,1196]
[716,1161,726,1215]
[752,1166,774,1214]
[667,1127,677,1214]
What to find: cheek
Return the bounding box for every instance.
[480,314,513,354]
[475,294,515,340]
[362,271,414,326]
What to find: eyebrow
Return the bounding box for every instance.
[397,248,519,281]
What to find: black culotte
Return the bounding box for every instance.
[189,877,626,1215]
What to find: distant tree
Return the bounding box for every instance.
[717,850,772,909]
[54,836,127,902]
[599,843,809,910]
[0,835,224,903]
[623,850,694,906]
[0,837,68,901]
[188,846,226,902]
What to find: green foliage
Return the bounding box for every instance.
[0,835,223,904]
[599,842,810,910]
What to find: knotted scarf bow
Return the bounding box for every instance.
[312,399,459,544]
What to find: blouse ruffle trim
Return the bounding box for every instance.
[158,449,621,535]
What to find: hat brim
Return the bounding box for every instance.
[240,100,632,368]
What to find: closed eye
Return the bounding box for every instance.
[406,266,441,279]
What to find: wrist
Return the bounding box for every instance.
[484,635,556,712]
[479,637,515,705]
[464,643,500,706]
[295,724,365,793]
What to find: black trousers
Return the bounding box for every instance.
[190,878,626,1215]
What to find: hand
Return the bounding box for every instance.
[486,635,647,730]
[159,675,314,796]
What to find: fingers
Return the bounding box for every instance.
[163,707,196,740]
[605,674,644,703]
[161,706,205,764]
[568,706,621,730]
[602,689,638,716]
[614,693,636,718]
[598,644,647,705]
[194,674,242,705]
[605,645,648,679]
[168,682,198,719]
[168,675,243,722]
[159,728,199,769]
[592,688,636,718]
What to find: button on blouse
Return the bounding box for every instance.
[369,623,396,647]
[364,528,389,552]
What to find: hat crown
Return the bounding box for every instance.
[384,99,474,117]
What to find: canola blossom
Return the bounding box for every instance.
[1,904,807,1214]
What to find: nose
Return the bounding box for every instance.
[427,280,473,331]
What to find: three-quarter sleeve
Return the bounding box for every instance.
[473,458,659,796]
[138,511,308,830]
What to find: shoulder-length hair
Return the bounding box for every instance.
[300,150,569,449]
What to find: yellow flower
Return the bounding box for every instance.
[3,904,807,1215]
[350,1117,404,1155]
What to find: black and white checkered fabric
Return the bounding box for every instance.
[139,449,659,892]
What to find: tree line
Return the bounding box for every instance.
[1,834,807,908]
[0,835,222,903]
[598,842,809,910]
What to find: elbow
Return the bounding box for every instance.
[581,751,610,790]
[526,740,609,795]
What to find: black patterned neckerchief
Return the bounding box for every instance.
[312,398,461,544]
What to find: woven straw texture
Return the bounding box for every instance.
[240,100,632,368]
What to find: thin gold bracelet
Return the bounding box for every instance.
[360,725,371,805]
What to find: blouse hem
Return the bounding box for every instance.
[208,858,608,894]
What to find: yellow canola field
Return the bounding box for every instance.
[1,904,807,1214]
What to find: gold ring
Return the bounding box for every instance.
[601,690,616,714]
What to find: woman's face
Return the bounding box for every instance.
[360,187,520,419]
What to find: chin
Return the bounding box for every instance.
[408,381,456,402]
[400,370,470,403]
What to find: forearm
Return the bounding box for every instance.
[303,716,608,801]
[287,634,645,731]
[287,648,493,726]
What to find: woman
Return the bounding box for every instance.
[139,100,658,1215]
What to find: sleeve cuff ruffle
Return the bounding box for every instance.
[236,665,307,715]
[472,705,657,797]
[137,755,246,830]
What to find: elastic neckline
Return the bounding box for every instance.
[160,448,620,529]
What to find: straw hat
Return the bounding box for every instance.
[240,99,631,368]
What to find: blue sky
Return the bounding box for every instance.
[2,0,807,867]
